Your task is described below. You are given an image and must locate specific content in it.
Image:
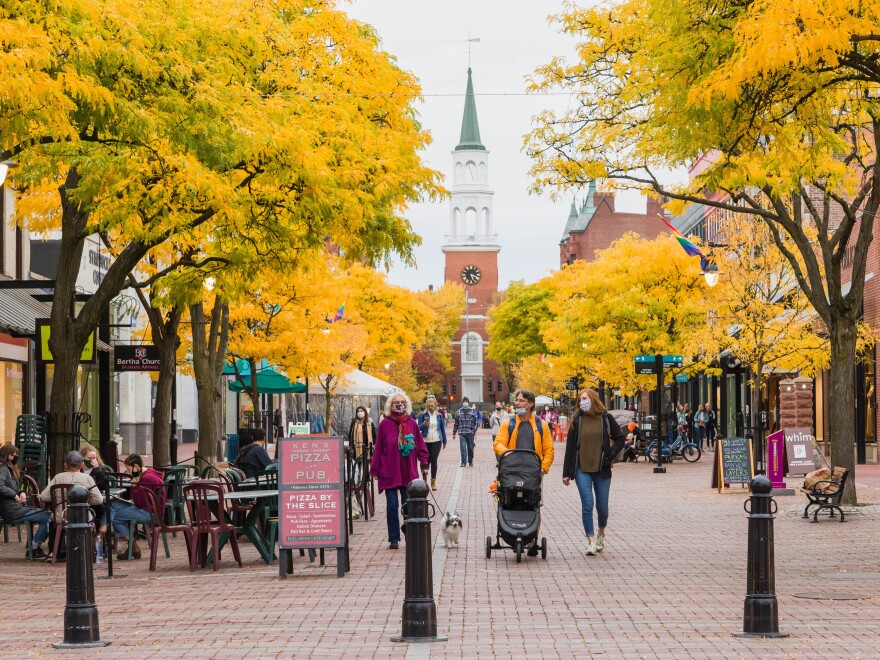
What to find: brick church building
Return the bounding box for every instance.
[441,69,504,406]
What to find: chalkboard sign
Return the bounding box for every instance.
[712,436,754,492]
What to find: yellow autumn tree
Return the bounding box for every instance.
[2,0,442,469]
[527,0,880,503]
[542,234,721,395]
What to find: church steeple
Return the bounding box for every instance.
[455,68,485,151]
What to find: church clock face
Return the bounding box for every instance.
[461,265,482,285]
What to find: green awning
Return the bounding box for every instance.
[228,368,306,394]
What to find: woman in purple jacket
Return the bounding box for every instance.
[371,392,429,549]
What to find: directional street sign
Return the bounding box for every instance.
[675,374,689,383]
[635,355,659,375]
[663,355,684,367]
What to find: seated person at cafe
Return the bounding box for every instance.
[235,428,273,478]
[78,443,103,477]
[110,454,165,560]
[0,444,51,559]
[41,451,107,542]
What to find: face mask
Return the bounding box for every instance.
[545,406,550,411]
[515,407,527,415]
[580,399,592,413]
[356,411,365,419]
[496,406,502,411]
[462,402,470,408]
[392,403,406,414]
[84,459,94,469]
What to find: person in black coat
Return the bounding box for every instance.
[0,444,51,559]
[561,389,625,557]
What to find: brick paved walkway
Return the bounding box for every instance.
[3,428,880,658]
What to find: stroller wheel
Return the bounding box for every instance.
[515,540,523,564]
[485,536,492,559]
[541,537,547,559]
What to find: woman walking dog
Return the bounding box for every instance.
[562,388,625,556]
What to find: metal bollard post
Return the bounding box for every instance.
[735,475,788,638]
[52,485,111,649]
[391,479,447,643]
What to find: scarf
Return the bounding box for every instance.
[354,419,373,450]
[391,412,415,456]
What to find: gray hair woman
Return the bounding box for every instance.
[371,393,429,549]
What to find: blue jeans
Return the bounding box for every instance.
[385,487,409,543]
[459,433,475,465]
[111,501,152,538]
[695,425,706,448]
[574,467,611,537]
[18,509,50,545]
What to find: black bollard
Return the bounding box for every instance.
[52,485,111,649]
[735,475,788,638]
[391,479,447,643]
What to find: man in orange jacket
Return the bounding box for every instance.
[493,388,554,475]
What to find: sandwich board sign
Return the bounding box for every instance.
[277,434,347,578]
[712,436,754,492]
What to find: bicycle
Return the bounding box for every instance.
[646,425,702,463]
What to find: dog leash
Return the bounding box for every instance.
[426,481,446,518]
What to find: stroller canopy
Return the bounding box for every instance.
[498,450,542,492]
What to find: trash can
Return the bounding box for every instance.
[226,434,239,464]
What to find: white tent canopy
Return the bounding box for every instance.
[535,395,554,407]
[308,369,404,397]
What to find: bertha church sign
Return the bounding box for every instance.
[114,344,161,372]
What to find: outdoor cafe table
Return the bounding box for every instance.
[192,488,278,565]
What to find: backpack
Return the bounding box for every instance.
[508,415,544,438]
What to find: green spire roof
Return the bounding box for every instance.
[455,68,485,151]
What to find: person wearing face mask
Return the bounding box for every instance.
[0,444,51,559]
[489,401,508,442]
[493,389,554,475]
[371,393,429,549]
[78,443,103,476]
[562,388,625,556]
[417,396,447,491]
[348,406,376,460]
[452,397,479,467]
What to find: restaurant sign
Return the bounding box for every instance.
[114,344,161,372]
[278,435,346,549]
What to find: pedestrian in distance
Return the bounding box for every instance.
[489,401,509,442]
[417,395,447,491]
[540,404,559,437]
[561,388,625,557]
[693,403,708,450]
[0,444,51,559]
[348,405,376,461]
[371,393,429,550]
[705,403,717,449]
[453,396,479,467]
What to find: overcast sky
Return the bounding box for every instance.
[346,0,648,291]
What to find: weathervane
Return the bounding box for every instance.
[466,32,480,68]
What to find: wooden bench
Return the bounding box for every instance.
[802,467,849,523]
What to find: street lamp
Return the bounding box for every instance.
[0,160,18,186]
[702,262,721,287]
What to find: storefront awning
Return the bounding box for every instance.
[228,368,307,394]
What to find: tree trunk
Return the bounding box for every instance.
[150,308,182,467]
[191,300,229,469]
[828,320,858,506]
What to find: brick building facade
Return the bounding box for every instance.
[559,181,666,266]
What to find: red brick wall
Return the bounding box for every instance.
[560,195,666,265]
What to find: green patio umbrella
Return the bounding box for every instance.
[228,368,306,394]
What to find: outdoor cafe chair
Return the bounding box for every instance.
[183,480,242,571]
[163,467,189,529]
[141,487,194,572]
[172,464,201,478]
[48,484,73,564]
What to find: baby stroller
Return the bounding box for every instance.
[486,449,547,563]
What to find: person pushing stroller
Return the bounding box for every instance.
[493,388,554,557]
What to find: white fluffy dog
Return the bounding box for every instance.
[442,511,463,548]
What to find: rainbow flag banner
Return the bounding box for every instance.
[660,216,708,271]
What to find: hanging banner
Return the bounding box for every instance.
[766,429,786,489]
[114,344,161,372]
